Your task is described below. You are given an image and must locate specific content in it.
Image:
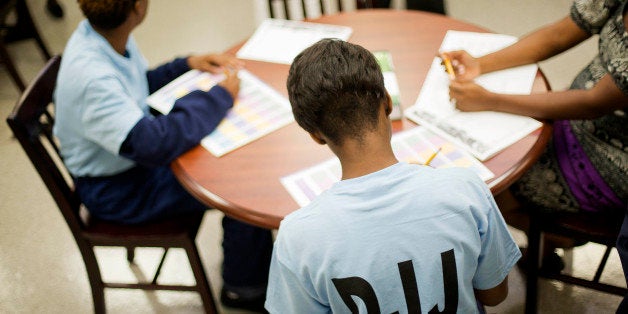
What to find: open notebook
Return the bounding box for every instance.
[404,30,542,161]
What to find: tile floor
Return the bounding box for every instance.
[0,0,624,313]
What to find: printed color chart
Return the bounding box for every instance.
[281,126,494,207]
[147,70,293,157]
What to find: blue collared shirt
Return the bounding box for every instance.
[54,20,149,177]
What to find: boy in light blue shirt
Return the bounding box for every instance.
[53,1,271,310]
[265,39,521,313]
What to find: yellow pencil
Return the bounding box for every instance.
[424,147,442,166]
[442,56,456,80]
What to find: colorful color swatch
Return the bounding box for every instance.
[281,126,494,207]
[147,70,293,157]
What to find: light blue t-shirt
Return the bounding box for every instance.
[265,162,521,313]
[54,20,149,177]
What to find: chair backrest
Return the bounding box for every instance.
[6,55,85,235]
[263,0,369,20]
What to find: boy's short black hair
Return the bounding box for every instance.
[287,39,387,145]
[79,0,137,30]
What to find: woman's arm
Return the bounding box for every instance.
[450,74,627,119]
[478,16,590,75]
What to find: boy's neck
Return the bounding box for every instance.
[91,21,134,56]
[101,30,130,56]
[333,132,398,180]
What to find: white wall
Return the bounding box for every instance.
[38,0,593,92]
[134,0,259,65]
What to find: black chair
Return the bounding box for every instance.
[6,55,218,313]
[357,0,385,9]
[267,0,377,20]
[406,0,446,14]
[524,207,627,314]
[1,0,51,91]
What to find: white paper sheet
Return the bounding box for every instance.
[236,19,353,64]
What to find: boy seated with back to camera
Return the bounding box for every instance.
[264,38,521,313]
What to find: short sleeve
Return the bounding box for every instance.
[81,77,144,155]
[570,0,622,34]
[471,183,522,290]
[265,230,328,313]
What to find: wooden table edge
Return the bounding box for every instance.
[171,160,283,229]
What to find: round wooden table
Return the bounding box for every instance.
[172,9,552,229]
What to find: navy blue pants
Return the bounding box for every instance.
[76,165,273,289]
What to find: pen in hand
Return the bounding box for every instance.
[442,55,456,80]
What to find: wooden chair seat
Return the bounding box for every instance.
[84,213,202,238]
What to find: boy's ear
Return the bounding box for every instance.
[133,0,141,13]
[384,92,393,116]
[309,131,327,145]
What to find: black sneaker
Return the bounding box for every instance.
[518,247,565,276]
[220,287,268,313]
[539,251,565,275]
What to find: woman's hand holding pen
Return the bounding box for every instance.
[187,53,244,74]
[441,50,480,81]
[441,50,494,112]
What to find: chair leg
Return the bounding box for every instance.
[80,245,107,314]
[19,3,51,59]
[525,216,543,314]
[185,240,218,314]
[126,247,135,263]
[593,246,613,282]
[151,248,169,284]
[32,30,52,60]
[0,41,26,91]
[10,0,52,59]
